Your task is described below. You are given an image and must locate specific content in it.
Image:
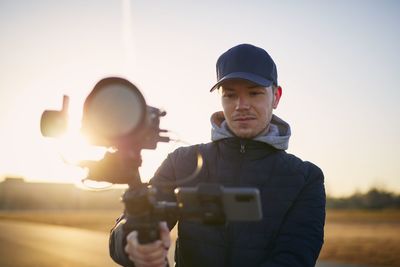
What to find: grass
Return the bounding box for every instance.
[319,209,400,267]
[1,209,399,266]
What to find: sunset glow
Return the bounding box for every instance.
[1,1,399,196]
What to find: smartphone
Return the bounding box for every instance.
[175,185,263,222]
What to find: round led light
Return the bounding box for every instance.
[82,77,146,146]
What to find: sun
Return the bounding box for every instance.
[57,132,108,166]
[27,95,109,185]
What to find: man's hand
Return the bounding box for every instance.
[125,222,171,267]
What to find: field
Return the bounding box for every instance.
[320,209,400,267]
[0,210,123,232]
[1,209,399,267]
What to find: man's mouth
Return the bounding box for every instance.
[233,116,256,122]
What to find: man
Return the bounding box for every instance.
[110,44,326,267]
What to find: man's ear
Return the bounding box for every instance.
[273,86,282,109]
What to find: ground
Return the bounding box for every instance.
[1,209,399,267]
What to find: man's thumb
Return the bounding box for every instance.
[159,221,171,249]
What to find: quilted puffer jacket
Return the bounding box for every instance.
[109,114,325,267]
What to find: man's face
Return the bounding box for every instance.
[220,79,282,139]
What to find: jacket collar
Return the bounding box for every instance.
[210,111,291,150]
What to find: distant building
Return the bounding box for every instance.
[0,177,124,210]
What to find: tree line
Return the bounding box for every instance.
[327,187,400,209]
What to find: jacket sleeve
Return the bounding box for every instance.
[109,153,178,267]
[109,213,134,267]
[261,164,326,267]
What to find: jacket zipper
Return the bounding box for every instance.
[240,143,246,153]
[224,140,246,266]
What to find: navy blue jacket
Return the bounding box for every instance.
[110,138,325,267]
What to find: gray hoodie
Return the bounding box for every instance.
[210,111,291,150]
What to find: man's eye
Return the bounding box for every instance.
[223,93,235,98]
[250,91,263,96]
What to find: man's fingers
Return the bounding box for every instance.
[128,254,166,267]
[125,230,167,264]
[126,231,138,245]
[125,231,138,254]
[125,228,169,267]
[126,231,162,252]
[130,248,166,266]
[135,240,163,253]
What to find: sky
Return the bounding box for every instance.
[0,0,399,196]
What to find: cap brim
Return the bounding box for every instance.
[210,72,274,92]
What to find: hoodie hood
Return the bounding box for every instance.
[210,111,291,150]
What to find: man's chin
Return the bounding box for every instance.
[232,129,257,139]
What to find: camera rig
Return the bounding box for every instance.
[40,77,262,243]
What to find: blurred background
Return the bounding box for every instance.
[0,1,399,266]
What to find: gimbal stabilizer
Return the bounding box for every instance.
[40,77,262,244]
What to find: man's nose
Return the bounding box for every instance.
[235,96,250,110]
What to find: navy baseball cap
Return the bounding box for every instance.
[210,44,278,92]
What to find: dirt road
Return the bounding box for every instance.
[0,220,372,267]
